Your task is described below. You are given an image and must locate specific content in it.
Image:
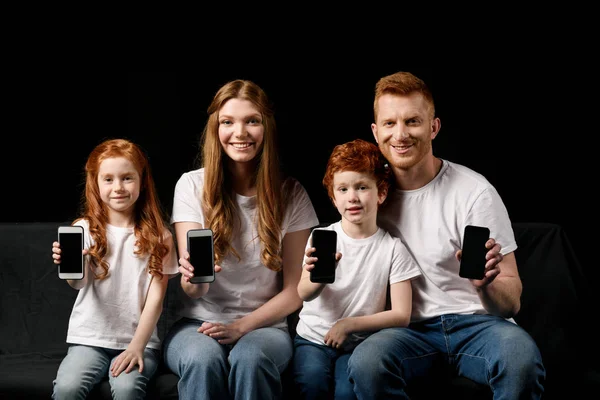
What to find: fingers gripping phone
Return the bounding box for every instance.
[309,229,337,284]
[187,229,215,283]
[58,225,84,280]
[459,225,490,280]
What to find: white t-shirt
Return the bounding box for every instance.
[296,221,421,349]
[66,219,179,350]
[377,159,517,322]
[170,168,320,329]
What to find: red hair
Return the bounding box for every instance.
[76,138,170,280]
[373,71,435,121]
[322,139,391,205]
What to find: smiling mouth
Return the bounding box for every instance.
[392,143,412,150]
[231,143,253,149]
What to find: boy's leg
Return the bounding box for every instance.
[334,352,355,400]
[292,335,336,399]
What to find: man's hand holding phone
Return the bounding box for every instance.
[456,225,503,286]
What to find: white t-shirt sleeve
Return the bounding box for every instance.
[389,237,422,285]
[162,229,180,275]
[285,179,319,233]
[466,186,517,256]
[171,171,205,226]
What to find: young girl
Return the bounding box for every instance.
[293,139,421,399]
[163,79,319,400]
[51,138,179,399]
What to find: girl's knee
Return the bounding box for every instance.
[110,375,148,400]
[53,380,86,400]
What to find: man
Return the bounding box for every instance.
[347,71,545,399]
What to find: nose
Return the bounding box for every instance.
[348,189,359,202]
[234,123,248,138]
[392,128,409,141]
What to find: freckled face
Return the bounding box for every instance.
[97,157,140,217]
[218,98,264,163]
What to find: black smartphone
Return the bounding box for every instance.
[187,228,215,283]
[57,225,84,280]
[309,229,337,284]
[459,225,490,280]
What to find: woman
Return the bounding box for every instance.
[163,79,319,400]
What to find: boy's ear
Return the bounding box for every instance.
[378,188,388,205]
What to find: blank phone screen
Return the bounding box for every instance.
[459,225,489,279]
[310,229,337,283]
[189,236,214,277]
[60,233,83,273]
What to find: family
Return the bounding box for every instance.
[50,71,546,400]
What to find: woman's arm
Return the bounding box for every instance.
[232,228,309,334]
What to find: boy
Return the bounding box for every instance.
[292,139,421,399]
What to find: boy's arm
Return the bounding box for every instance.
[324,280,413,347]
[297,261,327,301]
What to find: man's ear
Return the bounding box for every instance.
[371,123,378,143]
[431,117,441,140]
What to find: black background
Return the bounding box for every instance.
[5,64,594,283]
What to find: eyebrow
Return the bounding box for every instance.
[219,113,262,120]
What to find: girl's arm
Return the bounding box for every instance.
[231,228,309,334]
[110,266,170,376]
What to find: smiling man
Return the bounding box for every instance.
[346,71,546,400]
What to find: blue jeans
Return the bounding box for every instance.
[348,314,545,400]
[292,335,356,400]
[163,317,293,400]
[52,344,160,400]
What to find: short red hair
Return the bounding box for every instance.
[322,139,391,204]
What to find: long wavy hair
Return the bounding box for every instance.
[76,138,169,280]
[199,79,286,271]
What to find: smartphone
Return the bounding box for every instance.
[459,225,490,280]
[57,225,84,280]
[187,228,215,283]
[309,229,337,284]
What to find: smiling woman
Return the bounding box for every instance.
[162,79,319,400]
[217,98,265,169]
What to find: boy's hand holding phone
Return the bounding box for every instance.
[305,229,342,284]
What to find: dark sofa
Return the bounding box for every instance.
[1,222,597,399]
